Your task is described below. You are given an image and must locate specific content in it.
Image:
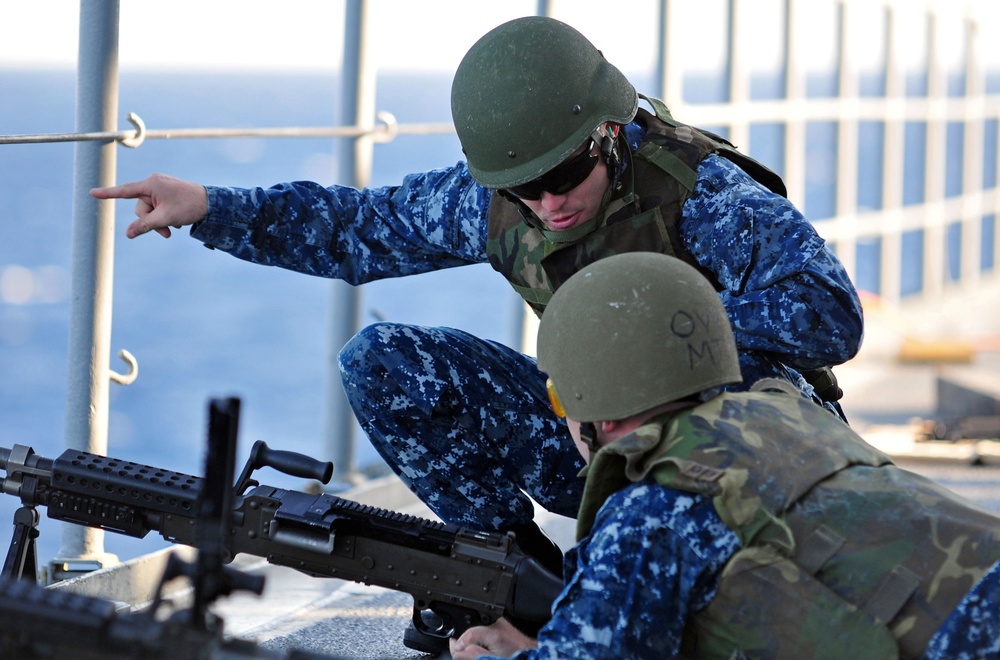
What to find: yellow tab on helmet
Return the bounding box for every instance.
[546,377,567,419]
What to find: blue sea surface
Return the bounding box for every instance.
[0,69,522,565]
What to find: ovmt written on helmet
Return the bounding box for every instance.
[536,252,742,422]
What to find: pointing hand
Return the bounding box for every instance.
[91,173,208,239]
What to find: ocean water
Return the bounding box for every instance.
[0,69,523,566]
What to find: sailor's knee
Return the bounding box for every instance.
[339,322,404,369]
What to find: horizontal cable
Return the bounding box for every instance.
[0,110,454,147]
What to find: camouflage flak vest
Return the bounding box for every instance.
[484,96,786,316]
[578,390,1000,659]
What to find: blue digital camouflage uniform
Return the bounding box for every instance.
[469,479,1000,660]
[190,121,863,530]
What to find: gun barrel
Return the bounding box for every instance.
[0,444,55,498]
[47,449,202,539]
[0,443,201,539]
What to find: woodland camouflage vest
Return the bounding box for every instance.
[485,100,786,315]
[577,390,1000,659]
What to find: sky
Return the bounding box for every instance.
[2,0,998,76]
[0,1,643,73]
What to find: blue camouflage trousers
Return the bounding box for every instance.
[338,322,587,530]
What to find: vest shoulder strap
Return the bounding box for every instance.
[637,96,789,198]
[635,141,698,192]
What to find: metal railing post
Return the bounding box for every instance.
[55,0,121,578]
[324,0,371,485]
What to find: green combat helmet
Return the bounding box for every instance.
[537,252,742,422]
[451,16,638,189]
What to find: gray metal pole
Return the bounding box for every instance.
[656,1,667,101]
[57,0,121,571]
[325,0,371,485]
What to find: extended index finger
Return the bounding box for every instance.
[90,179,151,200]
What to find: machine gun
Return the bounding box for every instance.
[0,398,342,659]
[0,397,561,645]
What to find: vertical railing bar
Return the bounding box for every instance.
[655,0,667,103]
[727,0,749,151]
[923,8,946,299]
[324,0,369,486]
[961,11,984,288]
[835,0,859,279]
[57,0,121,575]
[881,0,905,305]
[658,0,684,116]
[784,0,807,209]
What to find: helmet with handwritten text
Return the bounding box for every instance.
[536,252,742,422]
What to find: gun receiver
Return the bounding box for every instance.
[0,405,560,640]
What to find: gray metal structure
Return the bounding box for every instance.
[59,0,123,573]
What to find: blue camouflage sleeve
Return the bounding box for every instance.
[922,559,1000,659]
[680,154,864,369]
[480,483,740,660]
[189,161,492,284]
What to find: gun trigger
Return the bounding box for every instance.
[411,607,451,638]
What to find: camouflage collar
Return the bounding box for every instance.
[574,406,695,541]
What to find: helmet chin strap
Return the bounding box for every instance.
[600,125,626,193]
[604,128,639,215]
[579,421,601,459]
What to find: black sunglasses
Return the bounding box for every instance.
[504,139,600,201]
